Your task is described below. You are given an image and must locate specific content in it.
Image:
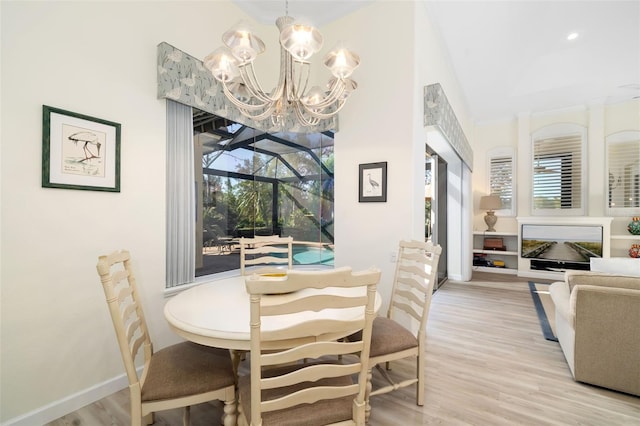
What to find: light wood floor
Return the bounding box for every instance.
[47,273,640,425]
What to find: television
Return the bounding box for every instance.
[521,224,603,271]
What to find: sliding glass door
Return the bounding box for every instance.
[426,150,448,289]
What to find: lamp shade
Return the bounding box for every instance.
[480,195,502,211]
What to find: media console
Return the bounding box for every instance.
[530,258,591,272]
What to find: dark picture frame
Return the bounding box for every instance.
[359,161,387,202]
[42,105,121,192]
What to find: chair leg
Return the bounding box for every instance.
[417,354,425,406]
[365,368,373,423]
[141,412,152,426]
[182,406,190,426]
[222,387,237,426]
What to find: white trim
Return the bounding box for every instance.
[1,373,131,426]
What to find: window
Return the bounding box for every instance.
[193,110,335,278]
[531,124,586,215]
[606,130,640,215]
[166,103,335,288]
[487,147,515,216]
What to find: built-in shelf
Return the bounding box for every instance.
[611,234,640,240]
[472,231,518,275]
[472,265,517,275]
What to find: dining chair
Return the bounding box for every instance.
[96,250,237,426]
[239,235,293,275]
[362,240,441,420]
[237,266,381,426]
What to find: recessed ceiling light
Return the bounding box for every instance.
[567,32,579,41]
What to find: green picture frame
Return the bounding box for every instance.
[42,105,121,192]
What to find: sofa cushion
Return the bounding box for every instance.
[565,271,640,292]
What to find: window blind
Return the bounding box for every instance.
[608,140,640,208]
[533,134,582,210]
[166,100,195,288]
[489,156,513,211]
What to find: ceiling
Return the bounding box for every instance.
[233,1,640,123]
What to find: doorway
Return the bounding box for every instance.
[426,150,448,288]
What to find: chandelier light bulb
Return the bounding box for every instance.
[231,32,259,63]
[204,47,239,82]
[324,46,360,79]
[280,23,323,61]
[303,86,325,106]
[222,22,265,64]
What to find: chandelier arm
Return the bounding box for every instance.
[223,89,285,122]
[301,82,346,110]
[222,83,272,111]
[247,103,281,121]
[293,103,320,126]
[291,61,311,100]
[239,64,279,104]
[222,84,287,122]
[283,45,297,102]
[297,98,348,120]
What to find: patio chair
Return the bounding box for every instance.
[96,250,237,426]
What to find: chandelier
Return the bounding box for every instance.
[204,9,360,128]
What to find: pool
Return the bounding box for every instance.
[293,246,335,265]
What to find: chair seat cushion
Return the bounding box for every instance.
[142,342,235,402]
[368,317,418,357]
[238,363,354,426]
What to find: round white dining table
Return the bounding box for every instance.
[164,274,382,351]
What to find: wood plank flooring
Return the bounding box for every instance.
[47,274,640,425]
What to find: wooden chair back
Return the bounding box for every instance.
[97,249,152,388]
[97,250,237,426]
[243,267,380,426]
[239,235,293,275]
[388,240,442,337]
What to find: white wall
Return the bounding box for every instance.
[0,1,472,423]
[330,1,472,305]
[0,1,249,422]
[471,100,640,257]
[331,2,417,311]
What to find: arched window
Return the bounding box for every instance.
[531,123,586,216]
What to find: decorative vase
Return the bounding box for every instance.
[629,244,640,258]
[628,217,640,235]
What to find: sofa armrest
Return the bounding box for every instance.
[549,281,572,326]
[571,284,640,396]
[565,270,640,292]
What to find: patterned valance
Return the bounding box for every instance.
[157,42,338,134]
[424,83,473,170]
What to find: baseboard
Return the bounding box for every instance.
[2,373,129,426]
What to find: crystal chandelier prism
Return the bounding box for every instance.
[204,11,359,128]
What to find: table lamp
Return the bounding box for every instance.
[480,195,502,232]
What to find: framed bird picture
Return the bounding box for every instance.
[42,105,121,192]
[359,161,387,202]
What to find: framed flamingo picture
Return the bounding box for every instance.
[359,161,387,202]
[42,105,120,192]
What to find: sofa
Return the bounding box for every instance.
[549,270,640,396]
